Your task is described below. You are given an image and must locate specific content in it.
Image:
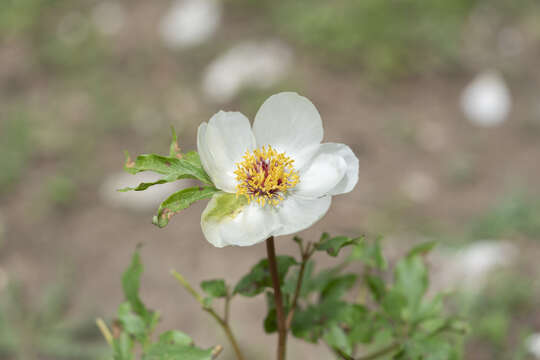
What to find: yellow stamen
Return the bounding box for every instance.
[234,145,300,207]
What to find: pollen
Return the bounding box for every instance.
[234,145,300,207]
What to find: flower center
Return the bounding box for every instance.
[234,145,300,206]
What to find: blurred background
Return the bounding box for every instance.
[1,0,540,358]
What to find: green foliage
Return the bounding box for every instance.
[242,0,475,78]
[0,277,107,359]
[121,130,218,228]
[234,256,298,297]
[101,249,222,360]
[201,280,228,299]
[153,186,219,228]
[314,233,363,257]
[469,192,540,239]
[0,114,31,194]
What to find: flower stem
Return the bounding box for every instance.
[171,270,246,360]
[286,241,314,329]
[266,236,287,360]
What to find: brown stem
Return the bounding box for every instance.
[285,242,313,329]
[266,236,287,360]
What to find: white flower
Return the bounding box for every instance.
[197,92,359,247]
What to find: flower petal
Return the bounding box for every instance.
[273,195,331,237]
[197,111,256,192]
[201,192,280,247]
[252,92,323,169]
[294,152,348,199]
[318,143,359,195]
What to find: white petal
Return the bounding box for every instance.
[273,195,331,237]
[294,152,347,199]
[197,111,256,192]
[253,92,323,169]
[318,143,359,195]
[201,194,280,247]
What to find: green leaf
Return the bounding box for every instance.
[121,250,157,328]
[394,255,428,317]
[364,274,386,302]
[113,332,134,360]
[117,302,146,340]
[381,289,407,321]
[158,330,193,346]
[321,274,357,302]
[123,150,212,189]
[200,279,227,298]
[169,126,180,157]
[234,256,298,297]
[143,344,215,360]
[291,300,347,343]
[314,234,362,257]
[153,187,219,228]
[407,241,437,258]
[345,305,373,344]
[349,237,387,270]
[324,324,352,356]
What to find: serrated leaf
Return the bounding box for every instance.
[315,235,362,257]
[123,151,212,189]
[407,241,437,258]
[158,330,193,346]
[234,256,298,297]
[143,344,215,360]
[153,187,219,228]
[200,279,227,298]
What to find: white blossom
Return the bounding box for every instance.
[197,92,359,247]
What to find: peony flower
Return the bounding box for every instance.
[197,92,359,247]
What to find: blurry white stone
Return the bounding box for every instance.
[203,40,292,103]
[100,172,184,212]
[437,241,518,291]
[159,0,221,48]
[400,171,437,203]
[57,12,89,46]
[460,70,512,127]
[527,333,540,359]
[417,121,447,152]
[92,1,126,36]
[497,27,524,58]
